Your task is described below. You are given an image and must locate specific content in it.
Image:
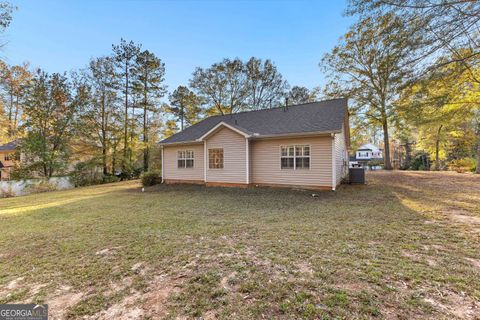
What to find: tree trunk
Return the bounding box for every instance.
[102,94,108,176]
[476,125,480,174]
[143,79,149,172]
[122,62,129,171]
[43,161,48,178]
[130,106,134,164]
[112,143,117,176]
[180,104,184,131]
[435,125,443,171]
[382,118,392,170]
[404,142,412,169]
[13,95,19,132]
[8,92,13,136]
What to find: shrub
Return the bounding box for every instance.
[102,175,120,184]
[448,158,476,173]
[429,162,445,171]
[140,170,162,187]
[409,152,430,171]
[70,160,104,187]
[132,167,144,179]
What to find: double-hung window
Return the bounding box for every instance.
[281,145,310,169]
[177,150,194,168]
[4,153,19,161]
[209,148,224,169]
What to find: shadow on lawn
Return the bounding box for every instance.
[0,181,139,216]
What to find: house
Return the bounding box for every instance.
[349,143,383,168]
[158,99,350,191]
[0,140,18,181]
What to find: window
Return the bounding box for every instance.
[209,148,224,169]
[4,153,18,161]
[177,150,194,168]
[281,145,310,169]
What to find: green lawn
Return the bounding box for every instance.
[0,171,479,319]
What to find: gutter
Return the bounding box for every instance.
[158,140,204,147]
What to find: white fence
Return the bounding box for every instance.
[0,177,73,197]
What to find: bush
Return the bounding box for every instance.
[140,170,162,187]
[448,158,476,173]
[70,161,104,187]
[102,175,120,184]
[409,152,430,171]
[70,160,121,186]
[429,162,445,171]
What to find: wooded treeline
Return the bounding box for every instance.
[0,2,318,180]
[322,0,480,173]
[1,0,479,180]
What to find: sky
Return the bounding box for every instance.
[3,0,353,93]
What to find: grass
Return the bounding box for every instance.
[0,171,479,319]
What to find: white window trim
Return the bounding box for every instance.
[177,150,195,169]
[204,141,207,181]
[279,144,311,170]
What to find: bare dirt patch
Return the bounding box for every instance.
[95,247,122,257]
[0,277,25,301]
[424,291,480,320]
[86,273,185,320]
[6,277,24,290]
[296,261,314,275]
[220,271,237,291]
[141,274,184,319]
[450,213,480,225]
[88,261,192,320]
[401,251,437,267]
[48,286,85,320]
[465,257,480,270]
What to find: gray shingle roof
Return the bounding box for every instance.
[0,140,17,151]
[160,98,348,144]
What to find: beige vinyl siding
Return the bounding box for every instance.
[206,127,247,184]
[251,136,333,187]
[334,124,349,185]
[163,144,204,181]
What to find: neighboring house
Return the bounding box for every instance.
[349,143,383,168]
[159,99,350,191]
[0,140,19,181]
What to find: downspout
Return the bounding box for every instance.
[161,146,164,183]
[332,133,336,191]
[246,138,250,185]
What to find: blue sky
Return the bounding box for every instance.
[4,0,352,92]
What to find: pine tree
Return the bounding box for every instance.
[132,50,166,171]
[112,39,141,173]
[169,86,203,131]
